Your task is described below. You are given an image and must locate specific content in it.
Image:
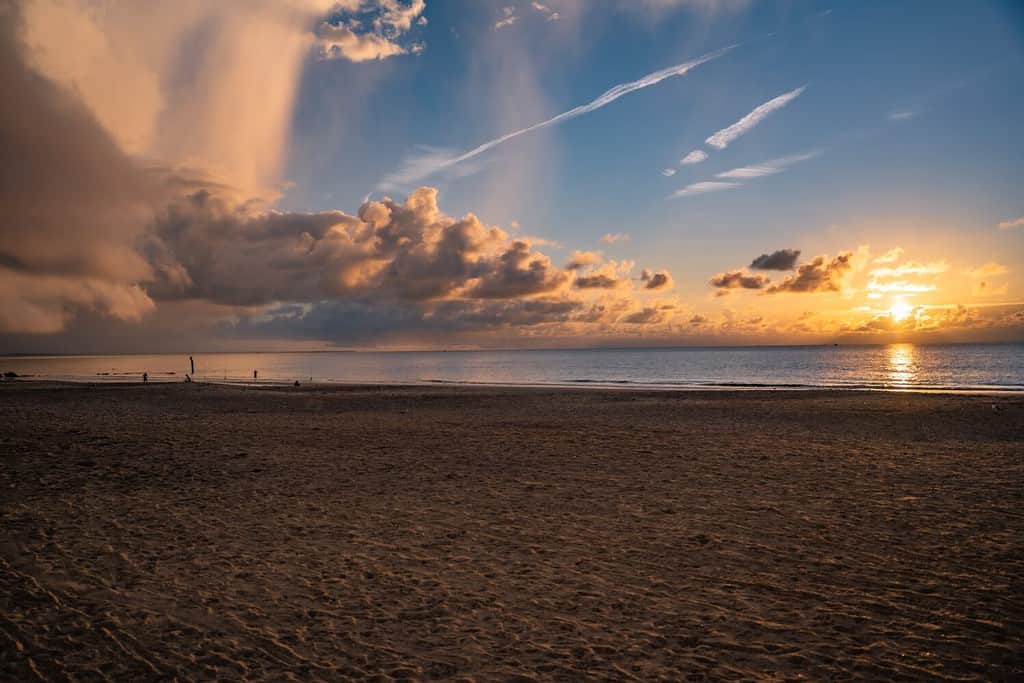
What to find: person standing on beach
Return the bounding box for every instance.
[143,372,148,384]
[253,370,258,382]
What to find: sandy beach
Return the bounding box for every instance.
[1,382,1021,681]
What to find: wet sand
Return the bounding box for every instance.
[1,382,1022,681]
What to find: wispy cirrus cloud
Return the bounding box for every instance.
[998,216,1024,230]
[379,44,736,189]
[668,181,739,199]
[872,247,904,264]
[705,85,806,150]
[715,151,818,179]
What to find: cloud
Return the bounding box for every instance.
[869,260,949,278]
[575,273,622,289]
[668,181,739,199]
[640,269,673,290]
[565,250,602,270]
[3,2,669,347]
[622,306,666,324]
[600,232,630,245]
[705,86,806,150]
[319,1,427,59]
[709,270,768,292]
[494,6,517,29]
[888,110,915,121]
[573,260,634,290]
[317,23,408,62]
[965,262,1009,279]
[749,249,800,271]
[767,251,860,293]
[0,4,169,332]
[872,247,904,264]
[998,216,1024,230]
[531,1,560,21]
[379,44,735,189]
[715,151,818,179]
[865,280,936,294]
[662,168,677,176]
[972,281,1009,296]
[680,150,708,165]
[19,0,425,193]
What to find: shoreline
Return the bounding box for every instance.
[4,376,1024,396]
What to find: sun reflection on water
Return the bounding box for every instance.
[886,343,918,387]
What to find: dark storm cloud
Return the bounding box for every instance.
[640,269,673,290]
[709,270,769,291]
[749,249,800,271]
[575,273,622,289]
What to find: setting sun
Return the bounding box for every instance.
[889,298,914,322]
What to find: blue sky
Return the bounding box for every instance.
[273,2,1024,329]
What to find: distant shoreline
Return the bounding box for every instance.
[3,377,1023,396]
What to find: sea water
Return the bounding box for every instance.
[2,343,1022,393]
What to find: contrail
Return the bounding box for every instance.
[379,44,737,189]
[705,85,805,150]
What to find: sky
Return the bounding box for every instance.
[1,0,1023,352]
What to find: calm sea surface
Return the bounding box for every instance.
[2,344,1022,393]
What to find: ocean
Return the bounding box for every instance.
[2,343,1022,393]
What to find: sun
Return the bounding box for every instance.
[889,298,914,322]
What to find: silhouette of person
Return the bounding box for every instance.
[253,370,258,382]
[143,372,148,384]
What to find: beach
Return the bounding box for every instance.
[1,382,1021,681]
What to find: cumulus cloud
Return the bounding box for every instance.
[575,273,622,289]
[318,0,427,60]
[680,150,708,165]
[565,251,603,270]
[317,22,409,61]
[640,270,673,290]
[600,232,630,245]
[749,249,800,271]
[767,251,860,293]
[709,270,769,293]
[0,1,674,346]
[622,306,667,324]
[705,86,806,150]
[530,1,560,21]
[380,44,734,189]
[494,6,518,29]
[573,260,635,290]
[0,0,675,346]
